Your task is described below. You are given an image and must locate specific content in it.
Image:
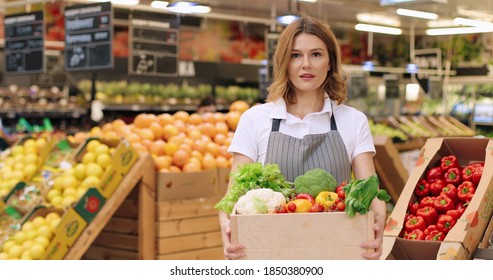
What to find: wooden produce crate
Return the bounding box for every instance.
[373,136,408,204]
[156,196,224,260]
[66,153,156,260]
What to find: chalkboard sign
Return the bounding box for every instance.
[64,1,113,71]
[266,32,279,82]
[4,11,44,74]
[384,74,400,99]
[348,72,368,98]
[129,12,179,77]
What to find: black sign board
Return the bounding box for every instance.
[384,74,400,98]
[64,1,113,71]
[414,48,441,94]
[4,11,44,74]
[266,32,279,82]
[129,12,179,77]
[348,72,368,98]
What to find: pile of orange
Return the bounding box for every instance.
[68,100,251,173]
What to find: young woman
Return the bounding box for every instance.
[218,17,386,260]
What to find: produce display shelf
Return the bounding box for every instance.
[0,108,89,119]
[64,153,156,260]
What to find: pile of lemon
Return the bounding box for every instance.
[0,212,61,260]
[0,138,48,197]
[45,139,114,208]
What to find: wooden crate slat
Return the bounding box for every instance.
[93,232,139,251]
[104,217,139,235]
[114,199,139,219]
[83,246,138,260]
[157,246,224,260]
[156,196,221,221]
[157,231,222,254]
[157,215,220,238]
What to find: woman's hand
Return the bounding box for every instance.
[359,198,386,260]
[219,212,246,260]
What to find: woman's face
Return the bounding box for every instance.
[288,33,330,95]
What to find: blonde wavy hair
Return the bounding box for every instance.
[267,17,347,105]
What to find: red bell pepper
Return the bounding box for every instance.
[309,203,325,212]
[416,206,438,226]
[425,229,445,241]
[419,196,437,209]
[414,179,431,197]
[440,183,458,203]
[295,193,315,205]
[424,225,438,236]
[434,194,455,213]
[436,214,457,233]
[429,179,445,196]
[408,201,420,216]
[455,201,467,215]
[457,181,476,203]
[404,229,425,240]
[405,215,427,232]
[426,166,444,183]
[443,167,462,185]
[441,155,460,171]
[472,166,483,186]
[461,165,476,182]
[446,209,463,220]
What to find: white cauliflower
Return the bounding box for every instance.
[233,188,287,214]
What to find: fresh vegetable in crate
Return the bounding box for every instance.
[214,162,294,214]
[343,174,391,218]
[233,188,286,214]
[293,168,337,197]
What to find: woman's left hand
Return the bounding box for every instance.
[359,198,386,260]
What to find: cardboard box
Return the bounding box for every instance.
[382,137,493,260]
[157,169,219,201]
[230,211,374,260]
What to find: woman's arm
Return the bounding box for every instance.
[352,152,386,260]
[218,152,253,260]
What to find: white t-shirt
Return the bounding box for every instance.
[228,97,376,164]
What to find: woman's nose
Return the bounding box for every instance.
[301,57,311,68]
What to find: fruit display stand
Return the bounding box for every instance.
[67,152,155,260]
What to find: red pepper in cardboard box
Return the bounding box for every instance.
[472,166,483,186]
[433,194,455,214]
[436,214,457,233]
[405,215,427,232]
[408,201,420,215]
[461,165,475,182]
[457,181,476,203]
[416,206,438,226]
[425,229,445,241]
[414,179,431,197]
[443,167,462,185]
[404,229,425,240]
[440,183,458,203]
[426,166,443,183]
[440,155,460,171]
[429,179,446,196]
[419,196,437,209]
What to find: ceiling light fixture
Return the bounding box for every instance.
[357,12,401,27]
[426,26,493,35]
[355,23,402,35]
[276,0,301,25]
[453,17,493,28]
[396,8,438,20]
[151,1,169,9]
[167,1,211,14]
[87,0,140,5]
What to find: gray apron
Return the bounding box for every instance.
[264,112,351,184]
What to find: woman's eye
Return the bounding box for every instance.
[291,53,301,58]
[312,52,322,57]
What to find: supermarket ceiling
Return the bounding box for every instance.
[1,0,493,34]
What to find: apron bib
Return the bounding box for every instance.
[264,112,351,184]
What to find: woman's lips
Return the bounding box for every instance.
[300,74,315,80]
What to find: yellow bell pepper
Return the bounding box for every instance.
[315,191,338,208]
[286,199,312,213]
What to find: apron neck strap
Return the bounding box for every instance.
[271,119,281,132]
[271,113,337,132]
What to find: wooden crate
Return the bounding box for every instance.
[66,153,156,260]
[156,196,224,260]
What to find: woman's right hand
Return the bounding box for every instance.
[219,212,246,260]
